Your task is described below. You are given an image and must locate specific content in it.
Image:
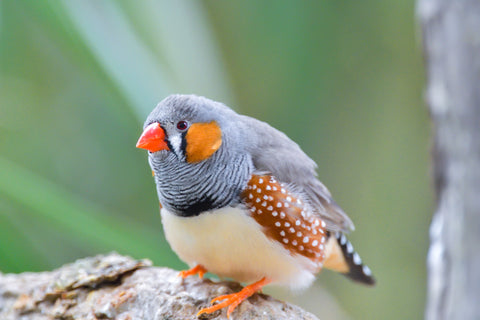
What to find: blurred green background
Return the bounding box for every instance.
[0,1,431,319]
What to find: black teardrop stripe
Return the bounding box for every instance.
[329,231,376,286]
[180,131,187,158]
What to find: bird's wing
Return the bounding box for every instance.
[239,115,354,233]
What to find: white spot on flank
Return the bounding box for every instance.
[267,205,273,211]
[314,220,319,226]
[280,231,286,237]
[292,240,298,245]
[280,212,286,219]
[258,178,264,184]
[312,229,317,235]
[312,240,319,246]
[257,188,262,193]
[252,184,257,189]
[266,185,272,191]
[289,227,295,233]
[283,238,289,244]
[257,209,262,214]
[284,222,290,227]
[321,220,326,228]
[295,220,301,226]
[284,203,289,208]
[281,188,286,194]
[297,231,302,237]
[272,186,278,191]
[303,237,309,243]
[276,202,282,208]
[319,244,324,250]
[272,211,278,217]
[250,207,256,212]
[299,245,304,251]
[248,193,253,199]
[256,198,261,203]
[275,222,281,227]
[321,237,325,243]
[261,201,267,207]
[286,196,292,202]
[263,195,269,200]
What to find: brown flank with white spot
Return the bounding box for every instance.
[242,174,327,270]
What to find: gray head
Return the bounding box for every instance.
[137,94,253,216]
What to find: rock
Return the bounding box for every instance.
[0,252,319,320]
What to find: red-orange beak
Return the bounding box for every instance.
[136,122,169,152]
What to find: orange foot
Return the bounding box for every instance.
[178,264,207,279]
[197,277,271,318]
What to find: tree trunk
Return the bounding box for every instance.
[0,253,319,320]
[417,1,480,319]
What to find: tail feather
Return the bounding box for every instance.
[323,231,375,286]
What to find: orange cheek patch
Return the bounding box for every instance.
[185,121,222,163]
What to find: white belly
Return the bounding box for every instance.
[160,206,316,290]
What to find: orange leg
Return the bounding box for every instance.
[178,264,207,279]
[197,277,271,318]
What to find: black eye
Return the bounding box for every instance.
[176,120,189,131]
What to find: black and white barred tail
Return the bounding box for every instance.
[323,231,375,285]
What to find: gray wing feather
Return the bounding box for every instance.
[239,115,355,233]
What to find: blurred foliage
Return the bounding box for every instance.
[0,1,430,319]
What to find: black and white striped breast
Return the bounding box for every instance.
[149,149,252,217]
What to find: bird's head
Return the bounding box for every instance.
[136,94,252,215]
[136,94,239,164]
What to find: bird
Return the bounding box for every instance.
[136,94,375,317]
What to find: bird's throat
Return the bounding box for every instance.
[151,151,252,217]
